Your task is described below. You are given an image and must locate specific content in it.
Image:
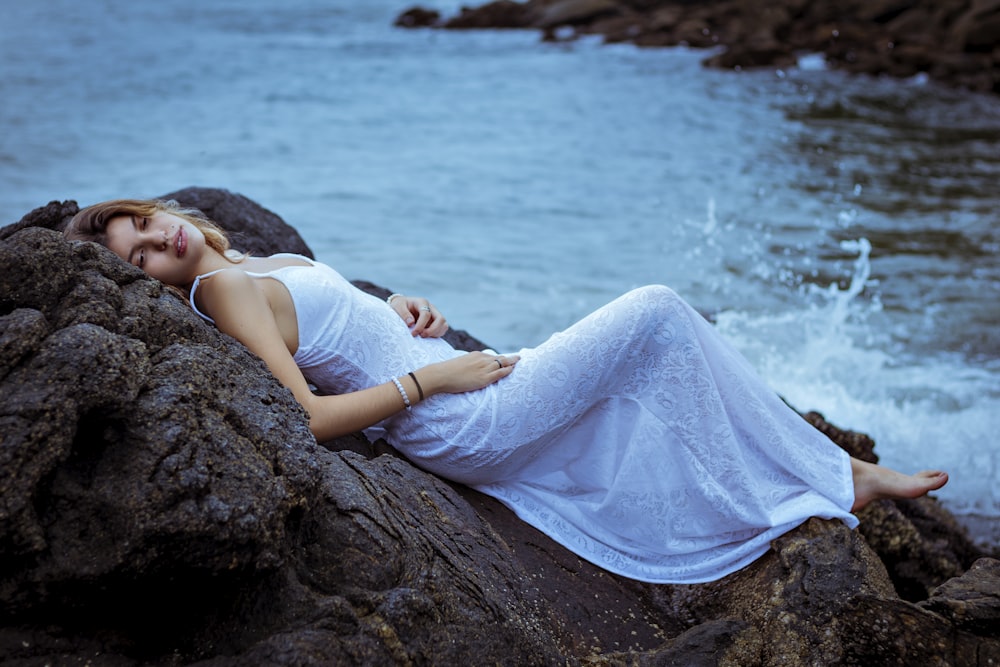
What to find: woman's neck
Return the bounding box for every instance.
[186,247,243,286]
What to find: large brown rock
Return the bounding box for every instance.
[2,189,998,665]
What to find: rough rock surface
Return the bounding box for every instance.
[2,188,998,665]
[160,187,316,259]
[396,0,1000,95]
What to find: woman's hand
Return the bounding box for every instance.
[388,294,449,338]
[418,351,519,396]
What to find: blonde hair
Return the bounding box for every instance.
[65,198,245,263]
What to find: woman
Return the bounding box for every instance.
[65,198,947,584]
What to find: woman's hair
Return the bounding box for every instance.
[64,198,243,262]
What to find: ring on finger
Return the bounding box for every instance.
[495,358,503,369]
[419,306,432,312]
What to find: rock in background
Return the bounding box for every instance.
[396,0,1000,95]
[1,188,997,665]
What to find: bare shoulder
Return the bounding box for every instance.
[195,267,267,319]
[198,266,254,292]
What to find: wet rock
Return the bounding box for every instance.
[2,189,998,665]
[400,0,1000,95]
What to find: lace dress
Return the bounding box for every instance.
[190,256,857,584]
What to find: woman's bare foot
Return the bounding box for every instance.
[850,458,949,511]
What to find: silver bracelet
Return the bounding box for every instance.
[386,293,403,306]
[392,377,411,411]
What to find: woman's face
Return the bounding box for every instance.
[104,210,206,286]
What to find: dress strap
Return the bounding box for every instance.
[188,269,228,324]
[187,255,315,324]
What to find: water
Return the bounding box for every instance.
[2,0,998,546]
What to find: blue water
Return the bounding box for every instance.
[2,0,998,545]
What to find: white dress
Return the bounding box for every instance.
[190,256,857,584]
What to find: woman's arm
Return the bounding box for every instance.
[195,270,516,442]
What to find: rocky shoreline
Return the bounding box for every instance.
[2,188,998,665]
[396,0,1000,95]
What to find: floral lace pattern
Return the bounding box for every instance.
[192,260,857,584]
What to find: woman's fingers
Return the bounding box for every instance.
[466,354,517,389]
[387,294,448,336]
[409,298,448,338]
[422,308,449,337]
[410,300,430,334]
[491,354,519,373]
[429,351,521,394]
[387,293,415,326]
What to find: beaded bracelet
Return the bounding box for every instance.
[386,293,403,306]
[391,377,411,411]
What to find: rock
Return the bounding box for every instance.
[393,7,441,28]
[0,187,316,261]
[442,0,538,29]
[950,0,1000,51]
[704,39,798,69]
[2,189,999,665]
[161,186,314,259]
[533,0,623,30]
[0,200,563,664]
[400,0,1000,95]
[349,279,493,355]
[920,558,1000,636]
[857,0,917,24]
[802,411,986,601]
[0,199,78,240]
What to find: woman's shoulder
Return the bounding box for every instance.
[191,266,263,317]
[196,265,257,296]
[193,266,291,340]
[243,254,314,272]
[197,254,309,282]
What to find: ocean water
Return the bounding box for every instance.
[2,0,998,545]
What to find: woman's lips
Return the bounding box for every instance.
[176,227,187,258]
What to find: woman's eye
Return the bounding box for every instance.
[141,217,148,229]
[138,251,145,268]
